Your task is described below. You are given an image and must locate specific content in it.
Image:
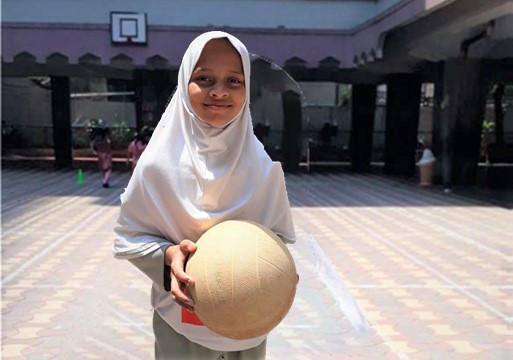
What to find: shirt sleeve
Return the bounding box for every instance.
[128,245,172,291]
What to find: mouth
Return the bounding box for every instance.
[205,103,231,111]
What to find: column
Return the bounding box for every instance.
[384,74,422,176]
[350,84,377,172]
[281,90,302,172]
[431,62,444,184]
[133,69,176,130]
[440,59,485,187]
[51,76,72,168]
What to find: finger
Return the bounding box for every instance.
[172,293,194,312]
[171,260,195,285]
[180,239,198,253]
[175,299,195,313]
[171,275,194,307]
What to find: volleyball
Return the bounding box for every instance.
[185,220,297,340]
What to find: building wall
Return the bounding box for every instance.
[3,0,402,30]
[3,0,437,69]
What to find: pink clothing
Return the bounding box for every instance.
[97,151,112,171]
[128,140,147,172]
[92,135,112,186]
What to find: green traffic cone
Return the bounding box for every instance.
[77,169,84,185]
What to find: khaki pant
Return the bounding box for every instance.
[153,311,267,360]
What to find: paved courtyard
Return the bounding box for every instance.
[1,168,512,359]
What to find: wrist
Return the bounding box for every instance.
[164,245,174,266]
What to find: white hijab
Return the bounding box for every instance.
[113,31,295,259]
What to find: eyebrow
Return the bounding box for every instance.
[194,67,244,75]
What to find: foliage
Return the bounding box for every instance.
[72,117,135,149]
[482,119,495,133]
[110,120,135,148]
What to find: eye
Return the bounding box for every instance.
[197,75,212,83]
[228,77,244,87]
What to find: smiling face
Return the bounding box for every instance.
[188,38,246,127]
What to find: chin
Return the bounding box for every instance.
[211,120,231,127]
[203,116,232,127]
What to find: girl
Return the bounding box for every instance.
[90,125,112,188]
[113,31,296,359]
[127,126,152,173]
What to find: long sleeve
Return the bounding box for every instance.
[128,246,172,291]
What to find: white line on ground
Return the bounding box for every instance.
[107,305,154,338]
[309,235,370,332]
[85,335,145,360]
[351,284,513,289]
[1,284,95,289]
[2,187,99,236]
[336,175,511,260]
[331,205,512,323]
[306,180,512,324]
[1,192,120,285]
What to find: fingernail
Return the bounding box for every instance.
[184,299,194,306]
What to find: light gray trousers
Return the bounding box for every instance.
[153,311,267,360]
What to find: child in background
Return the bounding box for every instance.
[112,31,296,359]
[90,125,112,188]
[127,126,153,173]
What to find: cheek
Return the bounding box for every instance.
[188,86,205,116]
[234,93,246,111]
[188,84,203,103]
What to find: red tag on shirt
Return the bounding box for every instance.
[180,287,204,326]
[181,307,204,326]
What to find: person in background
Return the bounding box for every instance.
[90,123,112,188]
[127,126,153,174]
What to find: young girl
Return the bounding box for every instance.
[90,126,112,188]
[112,31,296,359]
[127,126,152,173]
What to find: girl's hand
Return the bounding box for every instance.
[165,240,197,312]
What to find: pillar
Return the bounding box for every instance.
[281,90,302,172]
[350,84,376,172]
[440,59,486,187]
[134,69,176,130]
[431,62,445,184]
[51,76,72,168]
[384,74,422,176]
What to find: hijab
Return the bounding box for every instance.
[113,31,295,259]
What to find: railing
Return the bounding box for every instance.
[3,125,513,167]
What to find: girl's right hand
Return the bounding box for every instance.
[165,240,197,312]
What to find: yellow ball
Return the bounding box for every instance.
[186,220,297,340]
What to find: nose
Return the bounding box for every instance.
[209,82,228,98]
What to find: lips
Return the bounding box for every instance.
[205,103,231,111]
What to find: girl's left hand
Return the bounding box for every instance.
[165,240,197,311]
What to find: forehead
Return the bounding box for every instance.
[195,39,242,68]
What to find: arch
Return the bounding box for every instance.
[367,48,377,63]
[284,56,307,68]
[319,56,340,69]
[360,51,368,65]
[110,54,133,69]
[376,32,387,59]
[13,51,36,64]
[251,57,272,69]
[46,52,69,66]
[146,55,168,69]
[353,55,360,67]
[78,53,101,65]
